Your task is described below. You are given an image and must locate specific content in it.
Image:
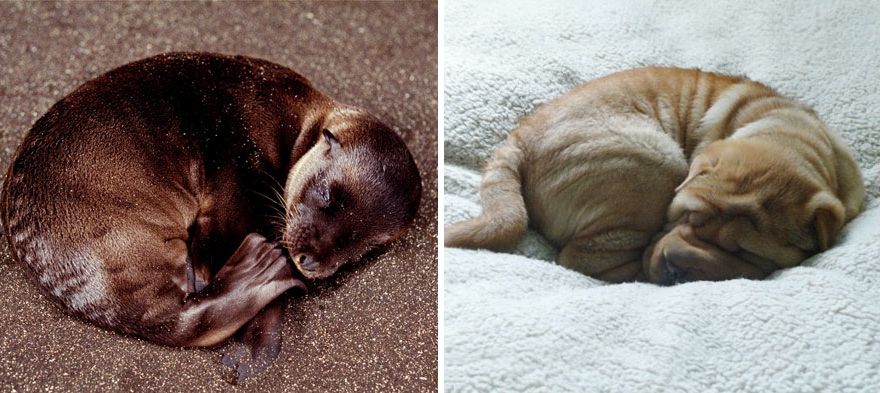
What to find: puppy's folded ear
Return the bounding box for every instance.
[667,190,710,223]
[676,152,718,192]
[808,191,846,251]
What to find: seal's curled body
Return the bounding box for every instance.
[2,53,421,379]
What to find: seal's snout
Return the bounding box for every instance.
[291,253,331,279]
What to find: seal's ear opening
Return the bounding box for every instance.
[322,129,341,149]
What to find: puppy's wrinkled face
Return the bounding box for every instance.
[645,139,846,285]
[282,121,421,279]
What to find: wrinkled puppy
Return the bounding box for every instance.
[446,67,863,285]
[2,53,421,381]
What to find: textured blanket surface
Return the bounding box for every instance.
[444,1,880,391]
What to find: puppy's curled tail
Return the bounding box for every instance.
[445,138,527,251]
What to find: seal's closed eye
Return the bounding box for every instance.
[324,184,351,214]
[319,181,332,209]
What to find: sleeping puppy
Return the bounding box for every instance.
[445,67,864,285]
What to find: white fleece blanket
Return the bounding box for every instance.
[443,1,880,391]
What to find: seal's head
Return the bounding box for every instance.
[282,108,421,279]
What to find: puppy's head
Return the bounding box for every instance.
[644,138,846,285]
[282,109,422,279]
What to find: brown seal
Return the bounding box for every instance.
[1,52,422,381]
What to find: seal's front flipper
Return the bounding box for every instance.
[166,233,305,348]
[220,297,292,383]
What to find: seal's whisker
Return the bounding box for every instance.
[249,189,286,215]
[270,186,292,220]
[267,214,288,231]
[255,167,285,193]
[251,168,291,220]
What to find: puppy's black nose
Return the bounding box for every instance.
[660,252,687,286]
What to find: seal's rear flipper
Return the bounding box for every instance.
[220,297,292,383]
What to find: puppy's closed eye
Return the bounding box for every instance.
[688,210,712,226]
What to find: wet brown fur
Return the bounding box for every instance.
[1,53,422,380]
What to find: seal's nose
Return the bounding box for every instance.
[299,255,319,271]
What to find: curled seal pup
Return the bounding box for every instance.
[2,53,421,380]
[446,67,863,285]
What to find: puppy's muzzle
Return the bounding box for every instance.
[647,224,767,285]
[659,248,689,286]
